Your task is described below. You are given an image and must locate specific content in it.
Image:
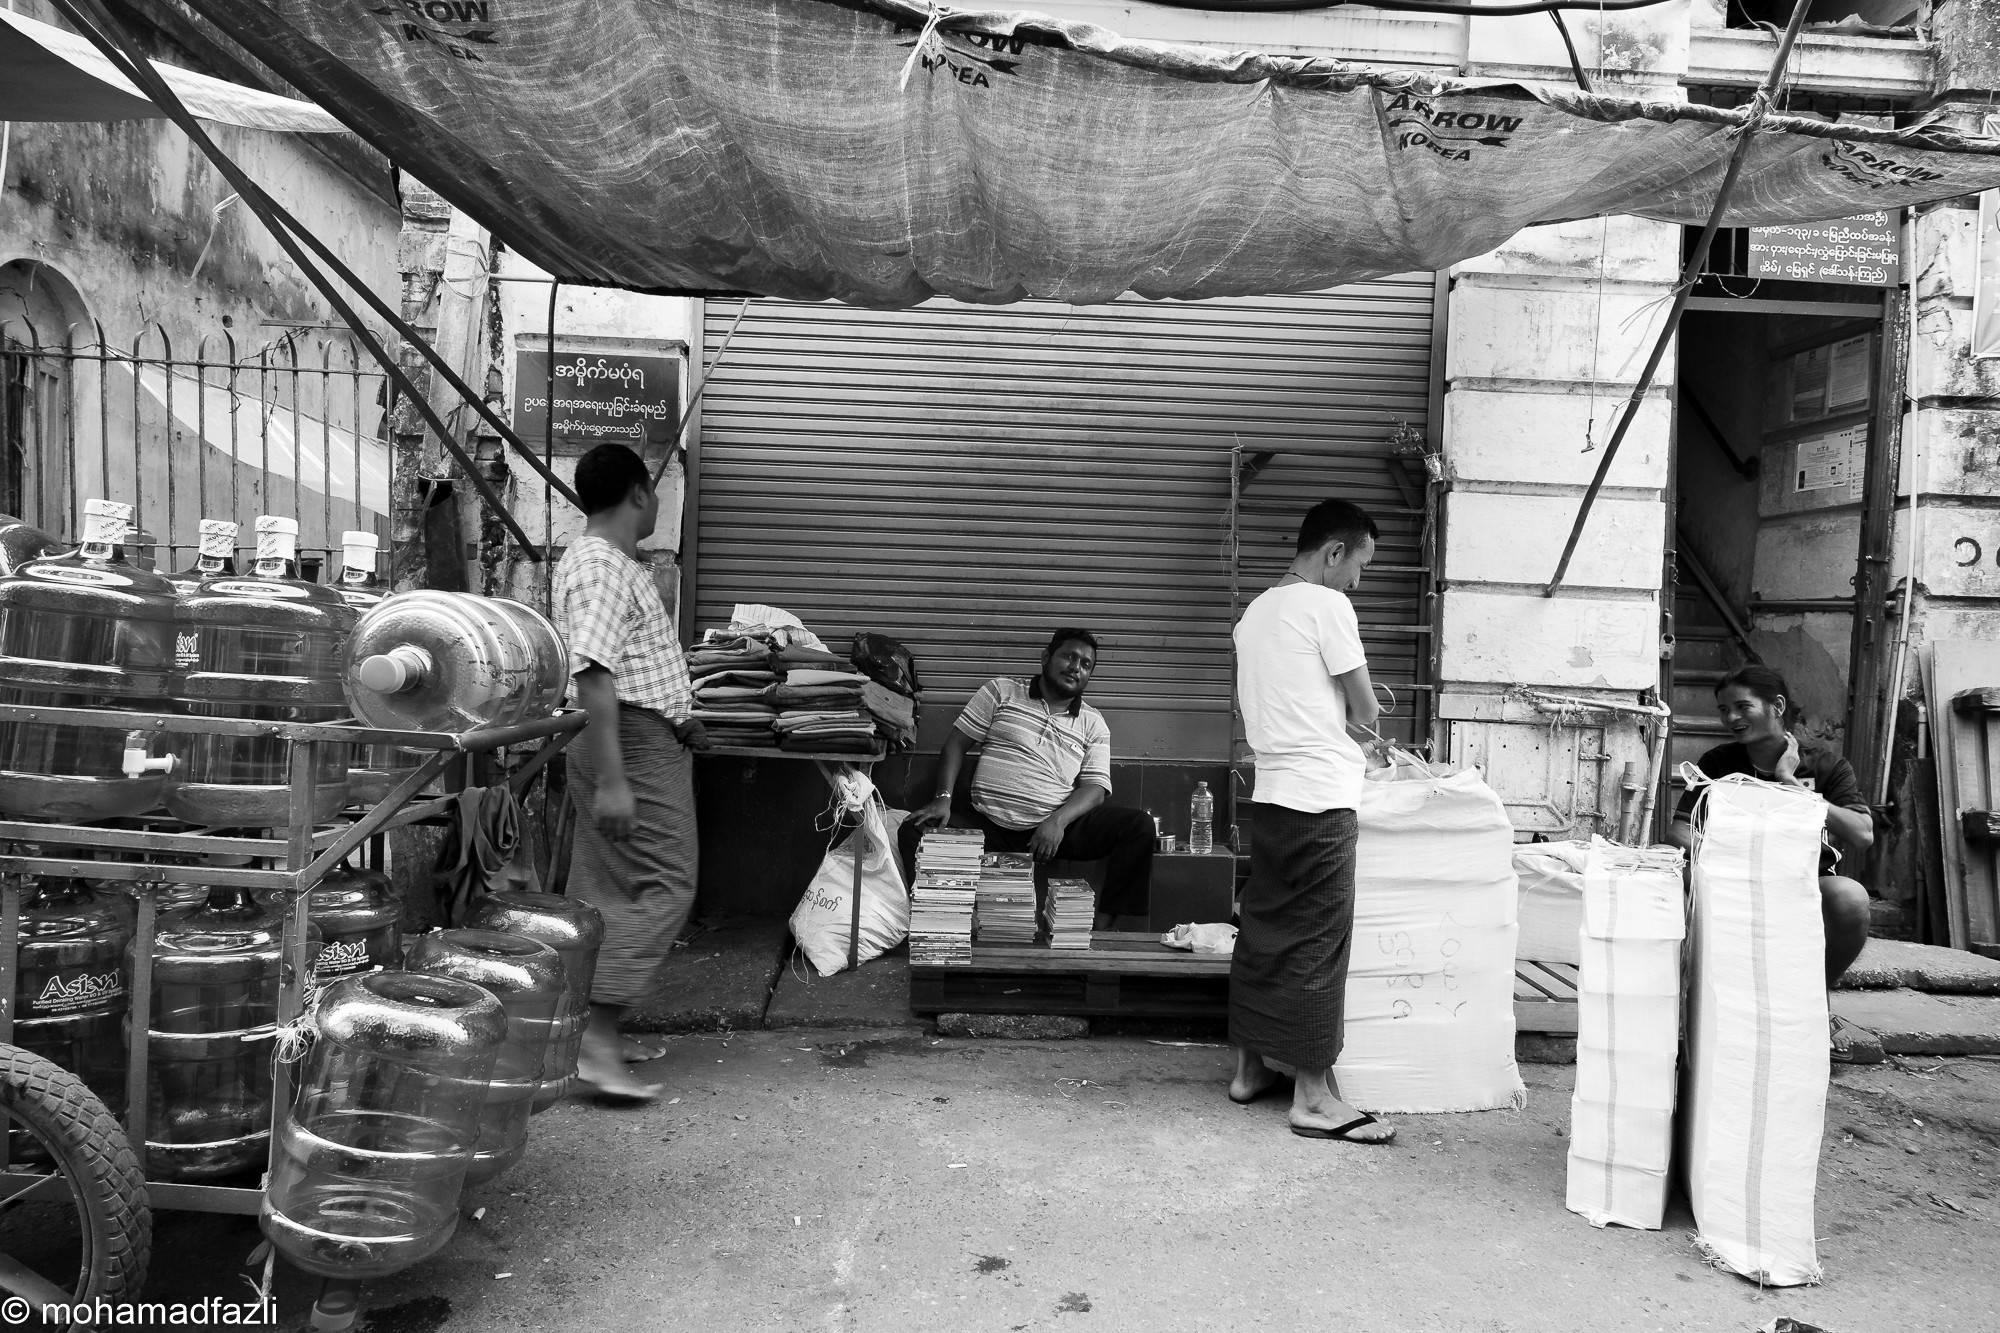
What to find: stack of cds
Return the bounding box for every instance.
[977,853,1039,945]
[909,829,984,965]
[1044,878,1095,951]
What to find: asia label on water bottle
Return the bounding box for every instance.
[26,968,126,1016]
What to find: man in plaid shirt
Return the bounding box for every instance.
[552,443,707,1102]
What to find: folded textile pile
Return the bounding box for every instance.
[1043,878,1094,950]
[977,853,1038,945]
[861,680,917,750]
[689,645,778,748]
[773,668,881,755]
[910,829,983,966]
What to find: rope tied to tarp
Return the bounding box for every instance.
[899,3,945,91]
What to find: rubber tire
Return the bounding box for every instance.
[0,1044,151,1302]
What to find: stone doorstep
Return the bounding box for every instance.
[623,917,791,1035]
[1836,938,2000,995]
[1831,990,2000,1057]
[764,940,927,1031]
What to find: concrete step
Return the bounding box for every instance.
[625,916,791,1034]
[1831,990,2000,1056]
[766,939,926,1030]
[1837,938,2000,995]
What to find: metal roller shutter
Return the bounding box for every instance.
[692,281,1438,760]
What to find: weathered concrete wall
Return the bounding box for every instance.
[0,0,398,558]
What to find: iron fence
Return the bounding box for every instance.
[0,317,390,576]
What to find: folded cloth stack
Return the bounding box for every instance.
[691,654,780,748]
[861,681,917,750]
[776,643,849,670]
[688,635,777,684]
[770,667,880,754]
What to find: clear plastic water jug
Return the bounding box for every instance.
[141,885,292,1180]
[261,971,506,1279]
[167,516,359,827]
[344,590,566,735]
[0,500,180,819]
[167,519,238,597]
[256,863,402,985]
[461,890,602,1112]
[12,877,132,1158]
[407,929,564,1186]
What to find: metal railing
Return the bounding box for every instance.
[0,317,390,575]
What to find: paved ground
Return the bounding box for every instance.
[142,1035,2000,1333]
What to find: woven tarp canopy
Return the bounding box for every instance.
[182,0,2000,306]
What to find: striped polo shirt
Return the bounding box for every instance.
[956,677,1113,831]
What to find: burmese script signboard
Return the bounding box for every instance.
[514,348,681,453]
[1746,210,1900,286]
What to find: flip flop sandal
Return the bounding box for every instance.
[1291,1112,1394,1144]
[1228,1074,1295,1106]
[575,1074,662,1106]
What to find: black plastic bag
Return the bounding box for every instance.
[851,631,920,697]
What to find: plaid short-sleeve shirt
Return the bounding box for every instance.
[551,535,693,720]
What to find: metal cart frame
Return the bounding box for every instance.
[0,703,584,1239]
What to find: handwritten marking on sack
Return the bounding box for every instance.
[898,29,1025,88]
[1821,141,1943,192]
[1384,94,1522,163]
[370,1,497,61]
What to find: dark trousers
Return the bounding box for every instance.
[897,803,1155,917]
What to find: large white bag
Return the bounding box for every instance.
[1335,756,1526,1114]
[1513,841,1588,965]
[790,772,910,977]
[1684,773,1829,1287]
[1566,837,1686,1231]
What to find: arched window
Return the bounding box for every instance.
[0,260,87,534]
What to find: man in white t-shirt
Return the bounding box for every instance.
[1226,499,1395,1145]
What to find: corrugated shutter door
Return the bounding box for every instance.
[694,281,1436,759]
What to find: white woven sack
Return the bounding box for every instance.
[1566,837,1686,1231]
[1514,840,1589,966]
[1684,774,1828,1286]
[1335,756,1526,1114]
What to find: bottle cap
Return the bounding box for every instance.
[254,515,300,563]
[81,499,133,547]
[341,530,379,570]
[197,519,239,560]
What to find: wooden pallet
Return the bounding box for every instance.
[1512,959,1581,1034]
[909,932,1229,1018]
[911,931,1586,1032]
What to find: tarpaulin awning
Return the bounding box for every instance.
[0,9,348,131]
[177,0,2000,306]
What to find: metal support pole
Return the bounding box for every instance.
[1543,0,1815,597]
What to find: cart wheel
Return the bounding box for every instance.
[0,1044,151,1309]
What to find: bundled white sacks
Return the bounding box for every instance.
[790,776,911,977]
[1513,840,1588,966]
[1685,774,1829,1287]
[1566,837,1686,1230]
[1335,758,1525,1114]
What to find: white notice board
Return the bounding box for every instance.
[1792,423,1868,502]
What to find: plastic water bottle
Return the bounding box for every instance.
[1190,782,1214,855]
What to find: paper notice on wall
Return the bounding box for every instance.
[1827,334,1871,410]
[1791,345,1830,421]
[1975,192,2000,360]
[1792,423,1868,500]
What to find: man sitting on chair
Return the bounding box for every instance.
[901,628,1154,928]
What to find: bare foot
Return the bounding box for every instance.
[1228,1066,1290,1104]
[621,1036,665,1063]
[575,1056,660,1104]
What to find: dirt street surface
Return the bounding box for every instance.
[149,1034,2000,1333]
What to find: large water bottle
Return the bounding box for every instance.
[256,863,402,985]
[12,878,132,1159]
[408,929,565,1186]
[0,499,180,819]
[0,513,65,573]
[167,516,359,827]
[344,590,566,734]
[462,890,603,1112]
[261,971,506,1278]
[1189,782,1214,855]
[141,885,291,1180]
[166,519,238,597]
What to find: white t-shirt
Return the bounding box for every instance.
[1233,582,1369,814]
